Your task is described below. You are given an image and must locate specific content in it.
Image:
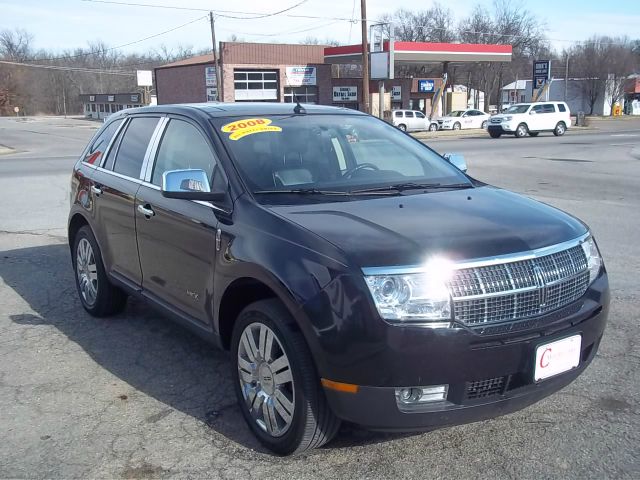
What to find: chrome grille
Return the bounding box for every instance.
[448,245,589,325]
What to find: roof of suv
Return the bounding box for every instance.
[112,102,367,119]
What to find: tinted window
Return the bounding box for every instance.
[505,104,530,114]
[405,111,414,118]
[394,111,403,117]
[84,119,122,165]
[558,103,567,112]
[531,105,545,113]
[113,117,159,178]
[415,112,425,118]
[152,120,216,186]
[542,104,555,113]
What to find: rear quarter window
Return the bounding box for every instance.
[558,104,567,112]
[83,119,122,165]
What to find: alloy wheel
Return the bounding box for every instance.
[237,322,295,437]
[76,237,98,306]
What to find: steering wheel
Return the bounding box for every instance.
[343,163,380,179]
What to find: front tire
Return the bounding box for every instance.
[553,122,566,136]
[515,123,528,138]
[489,130,502,138]
[231,299,340,455]
[72,225,127,317]
[453,122,461,130]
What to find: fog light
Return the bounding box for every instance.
[395,385,449,412]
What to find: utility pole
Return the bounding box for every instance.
[360,0,370,114]
[564,54,569,101]
[209,11,222,101]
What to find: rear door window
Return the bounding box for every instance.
[405,111,414,118]
[542,104,556,113]
[83,119,123,165]
[112,117,159,179]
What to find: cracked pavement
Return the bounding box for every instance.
[0,116,639,479]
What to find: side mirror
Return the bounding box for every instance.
[529,110,537,115]
[161,169,226,202]
[443,153,468,173]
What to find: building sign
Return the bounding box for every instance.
[391,86,401,101]
[418,80,435,93]
[333,86,358,102]
[130,94,139,102]
[136,70,153,87]
[285,66,316,86]
[205,66,217,87]
[533,60,551,92]
[206,87,218,102]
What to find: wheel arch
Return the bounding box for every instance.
[68,212,90,250]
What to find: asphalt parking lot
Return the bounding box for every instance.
[1,116,639,479]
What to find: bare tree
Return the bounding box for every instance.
[0,28,33,61]
[379,3,456,43]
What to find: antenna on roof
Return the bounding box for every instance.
[284,70,307,114]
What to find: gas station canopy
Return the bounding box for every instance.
[325,41,512,64]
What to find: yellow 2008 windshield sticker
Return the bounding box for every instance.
[221,118,282,141]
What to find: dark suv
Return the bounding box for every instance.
[69,103,609,455]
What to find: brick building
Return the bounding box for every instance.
[154,42,443,114]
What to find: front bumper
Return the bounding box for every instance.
[488,123,515,133]
[302,271,609,430]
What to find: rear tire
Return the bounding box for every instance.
[489,130,502,138]
[481,120,488,129]
[515,123,528,138]
[398,124,407,132]
[553,122,566,136]
[72,225,127,317]
[529,132,539,137]
[231,299,341,455]
[429,123,438,132]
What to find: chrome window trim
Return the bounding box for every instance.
[361,232,590,276]
[142,116,169,182]
[99,117,129,169]
[94,165,143,184]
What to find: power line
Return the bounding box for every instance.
[36,15,207,62]
[79,0,311,20]
[217,20,341,38]
[0,60,135,76]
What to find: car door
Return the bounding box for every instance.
[414,111,427,130]
[403,111,416,131]
[461,111,474,129]
[528,104,545,131]
[135,117,223,325]
[91,115,161,287]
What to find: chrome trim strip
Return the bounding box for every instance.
[361,232,590,276]
[142,117,169,182]
[94,165,143,184]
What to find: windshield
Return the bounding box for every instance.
[211,114,470,203]
[447,111,465,117]
[505,104,530,114]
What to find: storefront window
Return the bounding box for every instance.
[284,86,318,104]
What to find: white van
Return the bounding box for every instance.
[488,102,571,138]
[392,110,439,132]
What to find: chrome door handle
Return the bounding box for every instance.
[137,204,155,218]
[91,185,103,195]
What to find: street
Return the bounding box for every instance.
[1,116,639,479]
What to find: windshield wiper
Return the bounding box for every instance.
[254,187,401,196]
[254,188,352,196]
[351,182,473,194]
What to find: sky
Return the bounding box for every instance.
[1,0,639,57]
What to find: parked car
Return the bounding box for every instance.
[488,102,571,138]
[392,109,438,132]
[437,109,490,130]
[69,103,609,455]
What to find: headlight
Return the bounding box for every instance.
[581,236,603,284]
[364,258,453,324]
[503,115,513,121]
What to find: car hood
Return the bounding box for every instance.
[438,116,459,121]
[268,186,587,268]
